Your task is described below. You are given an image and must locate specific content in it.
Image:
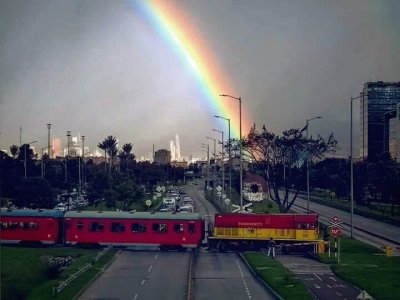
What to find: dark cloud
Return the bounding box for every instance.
[1,0,399,159]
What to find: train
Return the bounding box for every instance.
[0,209,322,253]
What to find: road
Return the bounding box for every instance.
[194,250,274,300]
[186,182,275,299]
[289,193,400,249]
[79,251,191,300]
[276,254,361,300]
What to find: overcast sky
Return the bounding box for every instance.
[1,0,399,159]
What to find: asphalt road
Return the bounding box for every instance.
[290,193,400,248]
[276,254,361,300]
[79,250,191,300]
[194,250,275,300]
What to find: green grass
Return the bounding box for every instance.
[0,246,117,300]
[251,199,281,214]
[243,252,313,300]
[318,237,400,299]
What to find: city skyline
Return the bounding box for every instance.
[1,0,399,159]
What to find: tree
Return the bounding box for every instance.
[9,145,19,159]
[14,178,55,209]
[242,124,337,212]
[118,143,135,174]
[99,136,118,175]
[98,140,108,173]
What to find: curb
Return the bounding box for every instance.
[237,253,284,300]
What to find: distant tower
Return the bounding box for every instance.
[175,134,181,161]
[170,140,176,161]
[52,138,62,157]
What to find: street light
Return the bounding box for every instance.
[220,94,243,212]
[212,129,225,198]
[350,92,363,239]
[201,143,210,189]
[24,140,37,178]
[215,115,232,202]
[305,116,322,213]
[206,137,217,195]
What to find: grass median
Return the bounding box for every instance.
[0,246,118,300]
[243,251,313,300]
[318,237,400,299]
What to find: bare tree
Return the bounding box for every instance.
[242,124,337,212]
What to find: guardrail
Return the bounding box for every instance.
[53,245,113,295]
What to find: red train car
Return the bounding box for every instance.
[208,213,320,252]
[0,209,64,245]
[64,211,205,250]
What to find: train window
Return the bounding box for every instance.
[131,223,146,233]
[77,222,84,231]
[188,223,195,234]
[174,223,184,233]
[0,222,7,229]
[152,223,168,233]
[29,222,38,230]
[111,222,126,233]
[89,222,104,232]
[7,222,19,230]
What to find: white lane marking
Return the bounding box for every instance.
[148,265,153,272]
[154,254,158,260]
[329,276,337,281]
[314,284,321,289]
[133,293,138,300]
[336,292,342,296]
[327,284,332,289]
[313,273,323,281]
[141,279,146,285]
[236,259,252,299]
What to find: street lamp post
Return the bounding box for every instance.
[220,94,243,212]
[306,116,322,213]
[24,141,37,179]
[206,137,217,200]
[201,143,210,189]
[212,129,225,198]
[350,92,363,239]
[214,115,232,202]
[65,131,71,182]
[82,135,85,191]
[47,124,51,158]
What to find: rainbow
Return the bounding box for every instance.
[135,0,250,139]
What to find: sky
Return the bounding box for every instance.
[1,0,399,159]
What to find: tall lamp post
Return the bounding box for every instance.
[201,143,210,189]
[350,92,363,239]
[206,137,217,193]
[212,129,225,197]
[220,94,243,211]
[65,131,71,182]
[214,115,232,202]
[306,116,322,213]
[24,141,38,178]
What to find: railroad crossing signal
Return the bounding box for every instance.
[331,227,342,237]
[329,216,343,237]
[328,216,343,228]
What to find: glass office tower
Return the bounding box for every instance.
[360,81,400,159]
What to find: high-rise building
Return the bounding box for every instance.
[154,149,171,165]
[360,81,400,159]
[388,104,400,162]
[170,140,176,161]
[175,134,181,160]
[52,138,62,157]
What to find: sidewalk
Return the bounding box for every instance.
[275,254,362,300]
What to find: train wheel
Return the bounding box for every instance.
[282,245,290,255]
[217,241,227,253]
